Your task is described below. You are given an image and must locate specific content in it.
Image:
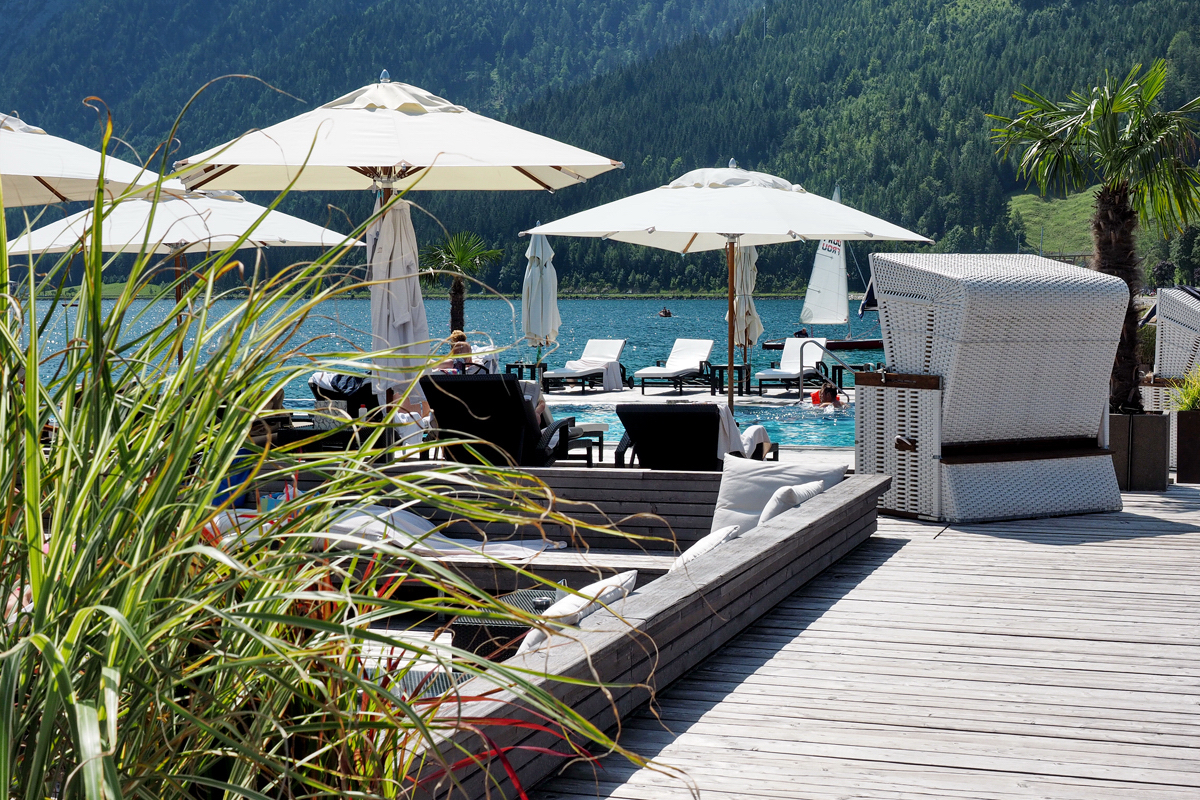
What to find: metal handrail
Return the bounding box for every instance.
[799,340,855,373]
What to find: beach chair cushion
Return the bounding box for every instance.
[516,570,638,654]
[634,338,714,378]
[668,524,741,573]
[758,481,826,526]
[711,456,847,533]
[323,504,563,560]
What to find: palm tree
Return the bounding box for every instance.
[420,231,503,333]
[990,60,1200,412]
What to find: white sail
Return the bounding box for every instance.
[800,187,850,325]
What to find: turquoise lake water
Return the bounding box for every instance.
[36,296,878,446]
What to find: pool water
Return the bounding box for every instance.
[550,402,856,448]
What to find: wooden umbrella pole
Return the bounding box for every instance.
[380,183,396,407]
[174,252,183,364]
[726,238,736,410]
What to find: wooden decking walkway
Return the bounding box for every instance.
[534,485,1200,800]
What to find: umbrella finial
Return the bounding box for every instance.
[729,157,738,169]
[379,69,391,83]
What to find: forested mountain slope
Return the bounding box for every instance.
[3,0,1200,295]
[0,0,757,152]
[448,0,1200,293]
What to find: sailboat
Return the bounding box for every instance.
[795,187,883,350]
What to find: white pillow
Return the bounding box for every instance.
[711,456,847,533]
[517,570,637,655]
[668,525,740,573]
[758,481,825,527]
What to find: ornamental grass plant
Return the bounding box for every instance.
[1169,366,1200,412]
[0,115,647,799]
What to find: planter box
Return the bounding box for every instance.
[1179,410,1200,484]
[1109,412,1170,491]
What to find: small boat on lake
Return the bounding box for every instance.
[658,307,672,317]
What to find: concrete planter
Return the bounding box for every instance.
[1178,410,1200,484]
[1109,412,1171,491]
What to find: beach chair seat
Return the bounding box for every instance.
[420,374,573,467]
[542,339,629,393]
[754,337,827,395]
[634,338,714,394]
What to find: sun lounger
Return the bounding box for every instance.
[754,337,827,395]
[633,338,714,394]
[420,374,574,467]
[614,403,776,470]
[541,339,629,393]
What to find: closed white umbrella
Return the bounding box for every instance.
[521,231,560,353]
[176,79,622,193]
[526,166,931,407]
[727,245,765,360]
[0,114,157,207]
[6,186,355,254]
[368,198,428,403]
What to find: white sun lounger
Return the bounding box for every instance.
[634,338,714,394]
[754,337,827,394]
[542,339,627,392]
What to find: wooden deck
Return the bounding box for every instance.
[534,485,1200,800]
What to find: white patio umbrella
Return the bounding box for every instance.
[368,197,428,403]
[526,166,931,407]
[6,185,355,254]
[8,182,358,363]
[0,114,157,207]
[727,245,765,361]
[175,78,622,193]
[175,74,621,404]
[521,231,560,355]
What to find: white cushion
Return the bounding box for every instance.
[517,570,637,655]
[711,457,847,533]
[668,525,740,573]
[758,481,825,526]
[329,505,436,542]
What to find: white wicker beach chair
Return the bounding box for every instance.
[542,339,627,392]
[855,254,1128,523]
[634,338,714,394]
[754,336,827,394]
[1141,287,1200,468]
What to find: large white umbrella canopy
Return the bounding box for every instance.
[176,78,623,192]
[526,168,931,250]
[0,114,158,207]
[727,245,765,354]
[368,198,429,403]
[6,185,356,255]
[526,166,931,406]
[521,232,560,350]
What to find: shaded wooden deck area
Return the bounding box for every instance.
[535,485,1200,800]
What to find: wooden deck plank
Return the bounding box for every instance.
[532,484,1200,800]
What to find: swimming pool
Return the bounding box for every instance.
[550,403,856,448]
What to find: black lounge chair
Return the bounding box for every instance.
[614,404,724,471]
[420,374,574,467]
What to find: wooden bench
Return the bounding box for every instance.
[415,474,891,799]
